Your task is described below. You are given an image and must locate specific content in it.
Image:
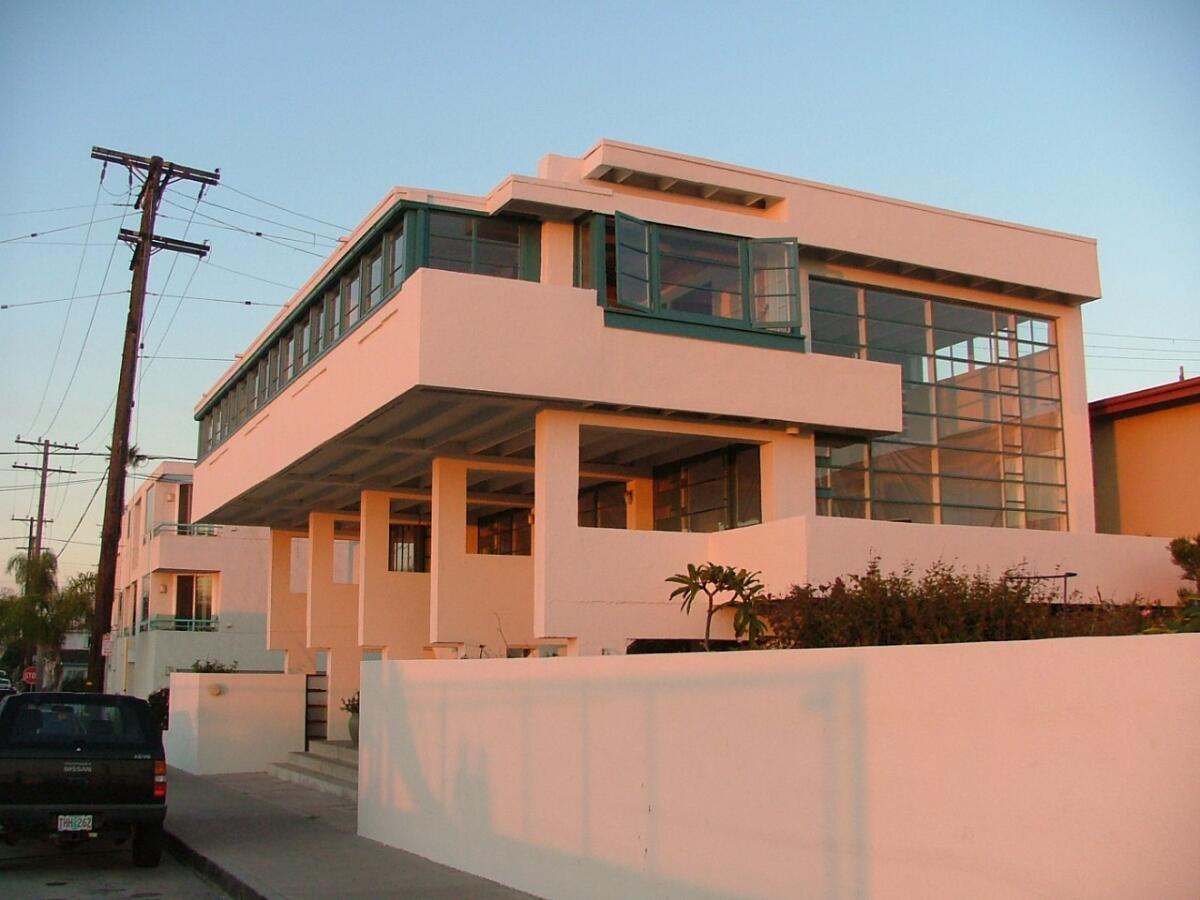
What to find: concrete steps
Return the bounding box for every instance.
[267,740,358,802]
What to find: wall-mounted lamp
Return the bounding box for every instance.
[207,683,224,697]
[785,425,801,436]
[158,584,168,594]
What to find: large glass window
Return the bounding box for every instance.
[428,212,522,279]
[176,574,214,621]
[388,524,430,572]
[607,213,801,333]
[812,279,1066,530]
[477,508,531,556]
[578,483,627,529]
[653,445,761,533]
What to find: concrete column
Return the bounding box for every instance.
[533,410,582,638]
[267,529,314,674]
[1055,304,1097,533]
[760,432,815,522]
[359,490,390,647]
[627,477,654,530]
[307,512,359,741]
[540,221,575,287]
[430,458,468,645]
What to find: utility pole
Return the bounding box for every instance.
[88,147,219,691]
[13,437,77,560]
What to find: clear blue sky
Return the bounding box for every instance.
[2,0,1197,588]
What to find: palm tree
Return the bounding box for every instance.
[6,549,58,602]
[1,553,93,689]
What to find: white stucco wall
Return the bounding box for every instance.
[166,672,305,775]
[358,635,1199,900]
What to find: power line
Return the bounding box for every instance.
[159,200,332,259]
[0,212,131,244]
[203,260,299,291]
[1,290,127,310]
[219,181,351,232]
[2,290,284,310]
[43,188,137,435]
[22,173,109,436]
[1085,330,1200,343]
[0,202,131,217]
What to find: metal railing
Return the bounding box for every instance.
[137,615,220,633]
[152,522,222,538]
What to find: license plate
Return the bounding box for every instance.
[57,814,92,832]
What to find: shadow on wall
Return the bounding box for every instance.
[361,656,868,900]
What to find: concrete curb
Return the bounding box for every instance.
[164,827,269,900]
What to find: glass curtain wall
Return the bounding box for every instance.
[810,278,1066,530]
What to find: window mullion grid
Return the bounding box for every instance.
[739,240,752,328]
[924,297,942,524]
[648,223,662,314]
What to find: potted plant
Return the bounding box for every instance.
[341,692,360,746]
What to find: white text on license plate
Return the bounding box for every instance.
[57,814,92,832]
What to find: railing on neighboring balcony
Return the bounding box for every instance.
[152,522,222,537]
[138,615,220,633]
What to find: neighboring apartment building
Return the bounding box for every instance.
[106,461,283,697]
[188,140,1179,738]
[1090,375,1200,537]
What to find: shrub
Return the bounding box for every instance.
[147,687,169,732]
[1168,534,1200,599]
[191,657,238,673]
[764,559,1161,650]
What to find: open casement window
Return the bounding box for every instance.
[749,238,801,329]
[614,212,652,311]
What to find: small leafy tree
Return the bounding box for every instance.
[667,563,765,650]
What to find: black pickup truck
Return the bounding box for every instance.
[0,692,166,867]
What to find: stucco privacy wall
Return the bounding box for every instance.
[807,516,1181,603]
[358,636,1199,900]
[166,673,305,775]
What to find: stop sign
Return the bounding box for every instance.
[21,666,36,686]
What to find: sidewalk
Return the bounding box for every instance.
[164,767,535,899]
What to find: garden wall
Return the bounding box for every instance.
[166,672,305,775]
[359,635,1199,899]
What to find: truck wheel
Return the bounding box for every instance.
[132,823,163,868]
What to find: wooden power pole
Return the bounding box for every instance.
[87,147,218,691]
[13,437,77,560]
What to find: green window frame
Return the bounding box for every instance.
[609,212,803,334]
[195,202,542,459]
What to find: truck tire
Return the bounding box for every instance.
[132,823,163,868]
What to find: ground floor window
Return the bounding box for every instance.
[653,445,761,533]
[578,482,627,528]
[388,523,431,572]
[477,508,531,556]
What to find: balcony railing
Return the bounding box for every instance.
[138,616,220,633]
[152,522,222,537]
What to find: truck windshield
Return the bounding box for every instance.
[1,697,148,747]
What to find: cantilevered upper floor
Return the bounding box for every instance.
[191,140,1099,534]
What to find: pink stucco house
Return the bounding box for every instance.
[189,140,1178,739]
[107,461,283,697]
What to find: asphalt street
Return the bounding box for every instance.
[0,836,230,899]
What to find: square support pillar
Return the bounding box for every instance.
[760,432,815,522]
[267,529,315,674]
[533,410,583,638]
[307,511,359,741]
[430,458,468,646]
